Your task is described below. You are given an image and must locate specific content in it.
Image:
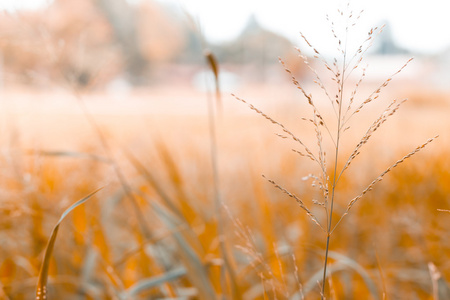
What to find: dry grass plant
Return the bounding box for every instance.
[1,2,448,300]
[233,3,437,298]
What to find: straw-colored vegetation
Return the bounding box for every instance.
[0,99,448,299]
[0,2,449,300]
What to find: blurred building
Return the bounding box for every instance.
[213,15,293,64]
[208,15,304,84]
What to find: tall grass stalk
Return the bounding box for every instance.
[184,12,240,296]
[234,3,437,298]
[204,49,241,299]
[204,49,227,297]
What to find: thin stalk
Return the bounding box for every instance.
[205,62,241,299]
[205,71,225,289]
[321,27,348,299]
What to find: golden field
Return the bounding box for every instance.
[0,82,448,299]
[0,1,449,299]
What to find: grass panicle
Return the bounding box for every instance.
[233,3,437,298]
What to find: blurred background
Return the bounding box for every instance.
[0,0,449,299]
[0,0,448,92]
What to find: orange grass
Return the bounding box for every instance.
[0,86,448,299]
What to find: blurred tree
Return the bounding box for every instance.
[0,1,304,89]
[0,0,186,89]
[0,0,122,88]
[44,0,121,88]
[93,0,148,85]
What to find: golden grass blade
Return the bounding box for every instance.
[35,186,105,300]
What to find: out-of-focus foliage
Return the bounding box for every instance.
[0,109,448,299]
[0,0,301,89]
[0,0,187,87]
[0,1,448,299]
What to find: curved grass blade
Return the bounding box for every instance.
[292,251,380,299]
[123,267,186,298]
[35,186,106,300]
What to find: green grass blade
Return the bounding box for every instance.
[124,267,186,297]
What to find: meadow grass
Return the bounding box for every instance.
[0,99,448,298]
[0,111,447,299]
[0,3,448,300]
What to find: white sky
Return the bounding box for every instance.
[169,0,450,55]
[0,0,448,55]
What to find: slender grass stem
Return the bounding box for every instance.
[205,51,241,299]
[235,5,435,298]
[205,70,227,294]
[321,23,348,299]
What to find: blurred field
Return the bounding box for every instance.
[0,81,449,299]
[0,0,449,299]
